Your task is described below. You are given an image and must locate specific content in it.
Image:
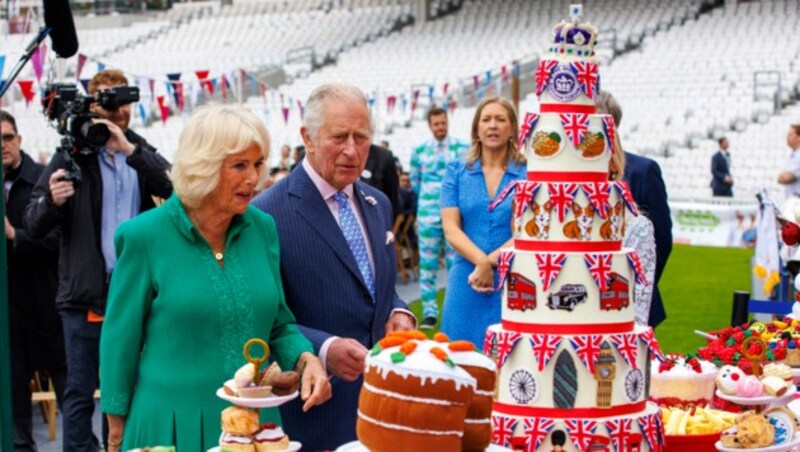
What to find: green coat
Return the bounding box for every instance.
[100,194,313,450]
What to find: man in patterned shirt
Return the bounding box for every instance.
[409,107,469,329]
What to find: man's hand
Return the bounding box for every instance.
[326,338,367,382]
[93,118,135,156]
[4,217,14,241]
[48,169,75,207]
[385,312,415,333]
[297,352,332,412]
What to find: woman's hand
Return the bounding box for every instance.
[468,260,495,293]
[106,414,126,452]
[297,352,332,412]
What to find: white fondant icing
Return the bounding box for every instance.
[449,350,497,372]
[362,381,459,407]
[500,402,660,452]
[357,410,464,437]
[464,418,491,425]
[524,114,610,174]
[501,249,636,325]
[494,325,652,409]
[367,340,477,391]
[517,190,625,244]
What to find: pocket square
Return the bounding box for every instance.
[386,231,395,245]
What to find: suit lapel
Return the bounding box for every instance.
[288,168,368,290]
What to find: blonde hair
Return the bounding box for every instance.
[171,104,270,208]
[595,90,626,180]
[465,96,526,169]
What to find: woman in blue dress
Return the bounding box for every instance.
[440,96,526,347]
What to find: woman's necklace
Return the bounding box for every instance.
[213,251,224,261]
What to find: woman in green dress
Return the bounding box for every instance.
[100,104,331,451]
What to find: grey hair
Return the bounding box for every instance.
[302,83,373,141]
[595,91,622,127]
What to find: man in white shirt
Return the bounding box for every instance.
[778,124,800,199]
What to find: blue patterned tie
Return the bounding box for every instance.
[333,192,375,300]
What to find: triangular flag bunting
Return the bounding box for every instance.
[564,419,598,451]
[517,112,540,150]
[523,417,555,451]
[491,415,519,448]
[495,331,522,368]
[495,250,516,290]
[639,329,665,362]
[530,334,562,372]
[582,182,611,220]
[583,253,614,292]
[535,253,566,292]
[569,335,604,375]
[610,333,639,369]
[546,183,579,222]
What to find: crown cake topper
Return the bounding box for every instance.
[553,4,598,48]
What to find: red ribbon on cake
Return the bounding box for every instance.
[540,103,597,114]
[493,401,647,419]
[514,239,622,252]
[502,320,635,335]
[526,171,607,183]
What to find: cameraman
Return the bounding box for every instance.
[25,69,172,452]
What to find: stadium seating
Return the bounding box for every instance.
[2,0,800,205]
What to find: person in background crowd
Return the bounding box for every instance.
[440,97,525,347]
[409,107,470,329]
[100,104,330,451]
[399,172,417,219]
[608,132,657,326]
[595,91,672,329]
[379,140,390,150]
[778,124,800,198]
[361,144,399,217]
[398,171,418,261]
[278,144,292,171]
[25,69,173,452]
[252,83,415,450]
[711,136,733,197]
[290,145,305,171]
[3,109,66,451]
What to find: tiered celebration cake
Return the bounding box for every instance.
[484,5,665,451]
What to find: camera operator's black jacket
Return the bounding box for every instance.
[25,129,173,314]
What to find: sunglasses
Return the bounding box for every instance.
[2,133,17,142]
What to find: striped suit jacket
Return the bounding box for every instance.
[251,165,406,450]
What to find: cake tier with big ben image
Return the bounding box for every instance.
[486,5,665,451]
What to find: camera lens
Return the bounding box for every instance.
[81,122,110,147]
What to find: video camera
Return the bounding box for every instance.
[42,83,139,183]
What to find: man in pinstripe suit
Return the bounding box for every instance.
[252,83,416,450]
